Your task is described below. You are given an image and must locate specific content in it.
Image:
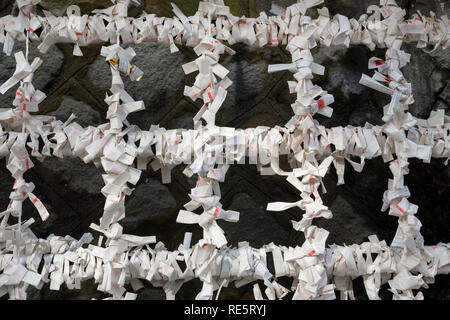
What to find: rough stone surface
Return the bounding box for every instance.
[49,95,102,127]
[0,0,448,300]
[224,192,289,248]
[38,157,104,196]
[403,46,449,118]
[217,44,288,126]
[121,177,182,247]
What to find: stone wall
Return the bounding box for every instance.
[0,0,449,299]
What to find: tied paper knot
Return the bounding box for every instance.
[197,0,231,18]
[0,51,42,95]
[268,48,323,75]
[267,18,334,121]
[16,0,41,17]
[293,155,333,186]
[266,157,333,211]
[360,52,412,119]
[13,82,46,113]
[182,34,233,127]
[104,92,145,132]
[176,206,239,248]
[7,178,49,221]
